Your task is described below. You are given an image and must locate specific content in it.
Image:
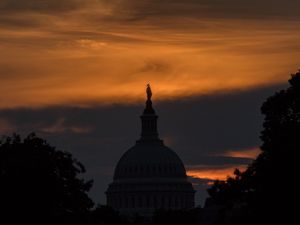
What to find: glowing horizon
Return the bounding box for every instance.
[187,164,248,181]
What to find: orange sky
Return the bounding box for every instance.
[187,165,248,181]
[1,1,300,109]
[186,147,260,181]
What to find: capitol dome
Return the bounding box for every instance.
[114,143,187,180]
[106,85,195,216]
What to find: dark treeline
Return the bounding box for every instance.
[0,129,201,225]
[0,133,93,224]
[205,71,300,225]
[1,71,299,225]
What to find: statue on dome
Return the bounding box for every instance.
[144,83,155,114]
[146,84,152,101]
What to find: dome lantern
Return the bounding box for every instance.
[139,84,160,142]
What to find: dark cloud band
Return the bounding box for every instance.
[0,0,88,12]
[1,0,300,19]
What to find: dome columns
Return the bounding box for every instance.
[107,191,194,212]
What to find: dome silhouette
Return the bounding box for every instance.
[114,143,187,180]
[106,85,195,216]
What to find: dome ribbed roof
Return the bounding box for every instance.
[113,141,187,180]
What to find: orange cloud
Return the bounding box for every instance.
[222,147,261,159]
[189,148,261,181]
[0,2,300,109]
[187,164,248,181]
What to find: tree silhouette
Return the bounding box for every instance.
[207,71,300,225]
[0,133,94,224]
[89,205,131,225]
[151,208,202,225]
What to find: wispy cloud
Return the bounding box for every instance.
[220,147,261,159]
[186,147,261,180]
[0,0,90,13]
[40,118,92,134]
[186,164,247,181]
[0,0,299,109]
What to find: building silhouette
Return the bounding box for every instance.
[106,85,195,216]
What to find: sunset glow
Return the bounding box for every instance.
[187,164,248,181]
[222,147,261,159]
[188,148,261,181]
[1,1,300,109]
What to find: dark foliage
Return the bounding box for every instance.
[89,205,131,225]
[151,207,202,225]
[207,71,300,225]
[0,133,94,224]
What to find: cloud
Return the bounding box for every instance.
[186,162,250,205]
[0,118,15,134]
[1,0,300,35]
[0,84,283,205]
[220,147,261,159]
[0,1,300,110]
[138,60,171,74]
[40,118,92,134]
[186,164,247,181]
[0,32,298,109]
[1,0,299,19]
[156,84,287,165]
[0,0,89,13]
[106,0,300,21]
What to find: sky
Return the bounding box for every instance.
[0,0,300,206]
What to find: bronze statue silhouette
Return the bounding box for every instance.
[146,84,152,101]
[144,84,155,114]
